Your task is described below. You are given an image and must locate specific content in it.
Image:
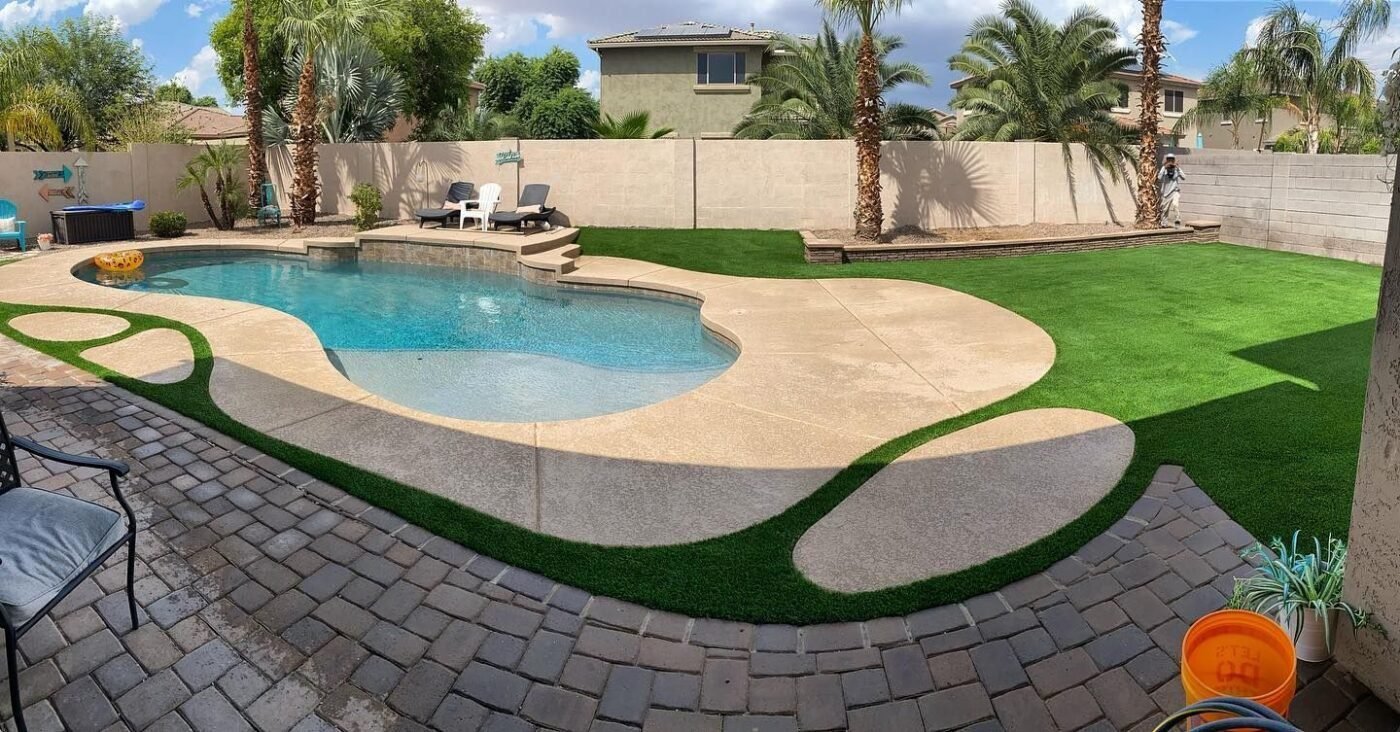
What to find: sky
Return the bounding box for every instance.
[2,0,1399,110]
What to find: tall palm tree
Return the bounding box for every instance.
[263,38,405,145]
[736,25,939,140]
[592,111,675,139]
[243,0,268,209]
[1250,0,1389,154]
[1173,52,1283,150]
[949,0,1135,171]
[818,0,909,241]
[279,0,397,226]
[1135,0,1165,229]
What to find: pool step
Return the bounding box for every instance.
[519,244,582,275]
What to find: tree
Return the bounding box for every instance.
[0,81,94,151]
[1135,0,1165,229]
[3,17,153,147]
[155,81,219,106]
[243,0,268,210]
[592,111,675,139]
[1250,0,1389,154]
[475,47,597,139]
[105,103,190,149]
[818,0,908,241]
[279,0,399,226]
[413,105,517,141]
[212,0,484,122]
[176,145,244,230]
[476,52,532,114]
[1172,52,1282,150]
[523,86,598,139]
[263,38,404,144]
[736,24,939,140]
[949,0,1134,170]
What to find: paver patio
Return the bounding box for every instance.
[0,337,1395,731]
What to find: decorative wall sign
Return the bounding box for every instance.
[32,165,73,182]
[495,150,523,166]
[38,184,76,202]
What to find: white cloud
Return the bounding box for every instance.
[131,36,142,48]
[1245,15,1267,48]
[0,0,81,28]
[1162,20,1197,45]
[576,68,599,97]
[172,44,219,99]
[82,0,166,29]
[184,1,199,16]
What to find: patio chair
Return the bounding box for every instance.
[0,413,137,732]
[488,184,556,234]
[415,182,476,228]
[0,199,27,252]
[256,182,282,227]
[459,183,502,232]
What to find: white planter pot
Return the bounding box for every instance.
[1280,608,1338,662]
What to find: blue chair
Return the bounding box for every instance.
[0,199,27,252]
[257,182,282,227]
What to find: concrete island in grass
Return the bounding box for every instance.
[0,229,1134,592]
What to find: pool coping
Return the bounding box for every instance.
[0,228,1060,548]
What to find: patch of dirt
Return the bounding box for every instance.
[816,223,1132,245]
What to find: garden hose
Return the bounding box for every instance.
[1154,697,1304,731]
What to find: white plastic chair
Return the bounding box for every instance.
[459,183,502,232]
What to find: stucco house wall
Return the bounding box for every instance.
[597,45,763,139]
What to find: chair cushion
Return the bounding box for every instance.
[0,218,14,233]
[415,208,457,219]
[0,487,125,626]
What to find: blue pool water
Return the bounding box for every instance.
[77,251,736,421]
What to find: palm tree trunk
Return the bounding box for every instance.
[242,0,267,210]
[1135,0,1165,229]
[291,52,319,227]
[196,184,219,226]
[852,33,883,241]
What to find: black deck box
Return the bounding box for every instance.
[50,209,136,245]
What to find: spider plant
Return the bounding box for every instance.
[1231,531,1369,654]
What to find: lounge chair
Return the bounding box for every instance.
[415,182,475,228]
[1,412,138,732]
[0,199,27,252]
[489,184,556,234]
[459,183,502,231]
[257,182,282,227]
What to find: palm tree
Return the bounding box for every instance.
[279,0,398,226]
[176,145,243,230]
[263,38,404,145]
[735,25,940,140]
[243,0,268,209]
[592,110,675,139]
[818,0,909,241]
[949,0,1135,171]
[0,44,94,151]
[414,105,515,141]
[1135,0,1165,229]
[1173,52,1283,150]
[1250,0,1389,154]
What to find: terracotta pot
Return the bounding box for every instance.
[1280,608,1338,663]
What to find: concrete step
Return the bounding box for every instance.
[519,244,581,274]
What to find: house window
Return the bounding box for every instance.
[1164,90,1184,114]
[697,52,746,84]
[1116,84,1129,109]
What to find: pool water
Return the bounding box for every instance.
[77,251,736,421]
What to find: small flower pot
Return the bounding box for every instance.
[1280,608,1338,663]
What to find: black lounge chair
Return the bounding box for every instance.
[414,182,476,228]
[1,413,137,732]
[489,184,556,234]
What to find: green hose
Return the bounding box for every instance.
[1154,697,1302,731]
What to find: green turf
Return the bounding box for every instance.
[0,231,1381,622]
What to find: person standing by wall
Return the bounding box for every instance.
[1158,153,1185,228]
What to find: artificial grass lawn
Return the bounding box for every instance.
[0,231,1381,623]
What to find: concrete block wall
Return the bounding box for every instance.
[1175,148,1395,265]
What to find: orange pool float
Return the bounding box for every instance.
[1182,610,1297,725]
[94,250,143,272]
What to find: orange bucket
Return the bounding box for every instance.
[1181,610,1297,726]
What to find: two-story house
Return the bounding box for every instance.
[588,21,775,139]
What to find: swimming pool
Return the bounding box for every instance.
[77,250,736,422]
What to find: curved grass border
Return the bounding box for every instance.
[0,298,1146,624]
[0,233,1375,623]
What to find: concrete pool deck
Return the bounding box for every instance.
[0,230,1129,585]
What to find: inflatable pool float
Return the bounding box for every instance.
[94,270,146,287]
[94,250,144,272]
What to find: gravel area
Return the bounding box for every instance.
[817,223,1133,245]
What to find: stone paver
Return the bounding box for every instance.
[0,337,1393,731]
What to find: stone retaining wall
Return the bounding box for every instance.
[803,224,1222,263]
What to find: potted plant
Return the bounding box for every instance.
[1230,532,1369,662]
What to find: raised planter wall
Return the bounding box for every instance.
[802,223,1222,264]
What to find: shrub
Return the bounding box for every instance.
[149,211,187,238]
[1271,128,1306,153]
[350,183,383,231]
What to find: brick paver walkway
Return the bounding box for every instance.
[0,337,1396,732]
